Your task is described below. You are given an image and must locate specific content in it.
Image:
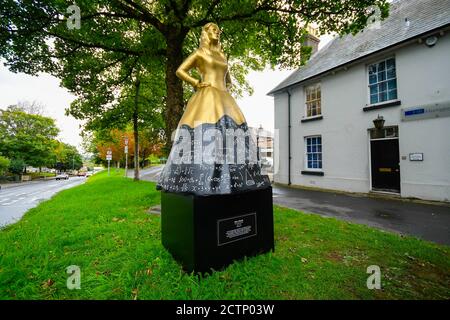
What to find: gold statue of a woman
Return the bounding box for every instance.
[159,24,274,275]
[157,23,270,195]
[176,22,246,128]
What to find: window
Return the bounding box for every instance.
[305,136,322,170]
[368,57,398,105]
[305,83,321,117]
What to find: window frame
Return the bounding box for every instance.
[366,56,399,106]
[304,135,323,171]
[304,82,322,119]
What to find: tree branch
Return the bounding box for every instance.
[114,0,165,32]
[47,31,142,56]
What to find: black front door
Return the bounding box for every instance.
[370,139,400,193]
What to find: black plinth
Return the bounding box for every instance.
[161,187,274,274]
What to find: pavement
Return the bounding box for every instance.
[272,185,450,246]
[141,165,450,245]
[0,177,85,227]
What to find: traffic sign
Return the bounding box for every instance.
[124,146,128,154]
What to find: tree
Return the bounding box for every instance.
[53,142,83,172]
[89,127,163,169]
[9,101,46,116]
[1,0,389,152]
[0,107,59,170]
[0,155,10,175]
[8,158,25,175]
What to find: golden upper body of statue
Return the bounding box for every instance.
[175,23,246,128]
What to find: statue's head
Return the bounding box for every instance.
[200,23,222,49]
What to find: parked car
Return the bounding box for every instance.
[85,171,94,177]
[77,171,86,177]
[56,173,69,180]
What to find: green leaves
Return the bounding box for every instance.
[0,156,11,175]
[0,107,60,168]
[54,141,84,171]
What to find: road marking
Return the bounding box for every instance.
[28,191,43,196]
[2,200,18,205]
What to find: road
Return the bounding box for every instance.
[127,166,164,181]
[0,177,85,227]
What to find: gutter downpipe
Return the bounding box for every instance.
[287,89,292,186]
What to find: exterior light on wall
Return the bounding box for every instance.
[373,114,385,130]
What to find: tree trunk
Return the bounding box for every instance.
[142,150,146,169]
[133,78,141,181]
[164,34,185,154]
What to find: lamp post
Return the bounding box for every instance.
[257,124,263,163]
[107,148,112,176]
[124,136,129,177]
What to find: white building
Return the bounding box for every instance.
[269,0,450,202]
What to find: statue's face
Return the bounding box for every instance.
[207,24,221,42]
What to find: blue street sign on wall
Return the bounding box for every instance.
[401,101,450,121]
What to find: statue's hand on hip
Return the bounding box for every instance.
[196,81,211,89]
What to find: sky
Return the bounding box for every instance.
[0,36,333,152]
[0,66,83,148]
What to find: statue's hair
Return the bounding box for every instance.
[199,22,223,55]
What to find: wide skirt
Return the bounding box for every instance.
[157,86,271,196]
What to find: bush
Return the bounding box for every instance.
[0,156,11,175]
[9,158,25,175]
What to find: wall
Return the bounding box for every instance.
[273,31,450,201]
[396,33,450,201]
[273,93,289,184]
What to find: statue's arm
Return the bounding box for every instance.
[176,51,200,88]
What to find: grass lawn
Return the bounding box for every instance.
[0,170,449,300]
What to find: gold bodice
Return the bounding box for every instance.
[176,49,246,128]
[176,49,230,91]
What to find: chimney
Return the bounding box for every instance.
[305,26,320,56]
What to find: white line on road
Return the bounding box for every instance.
[2,200,18,205]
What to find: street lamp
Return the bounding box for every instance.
[257,124,264,163]
[107,147,112,176]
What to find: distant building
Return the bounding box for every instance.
[249,126,274,161]
[269,0,450,202]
